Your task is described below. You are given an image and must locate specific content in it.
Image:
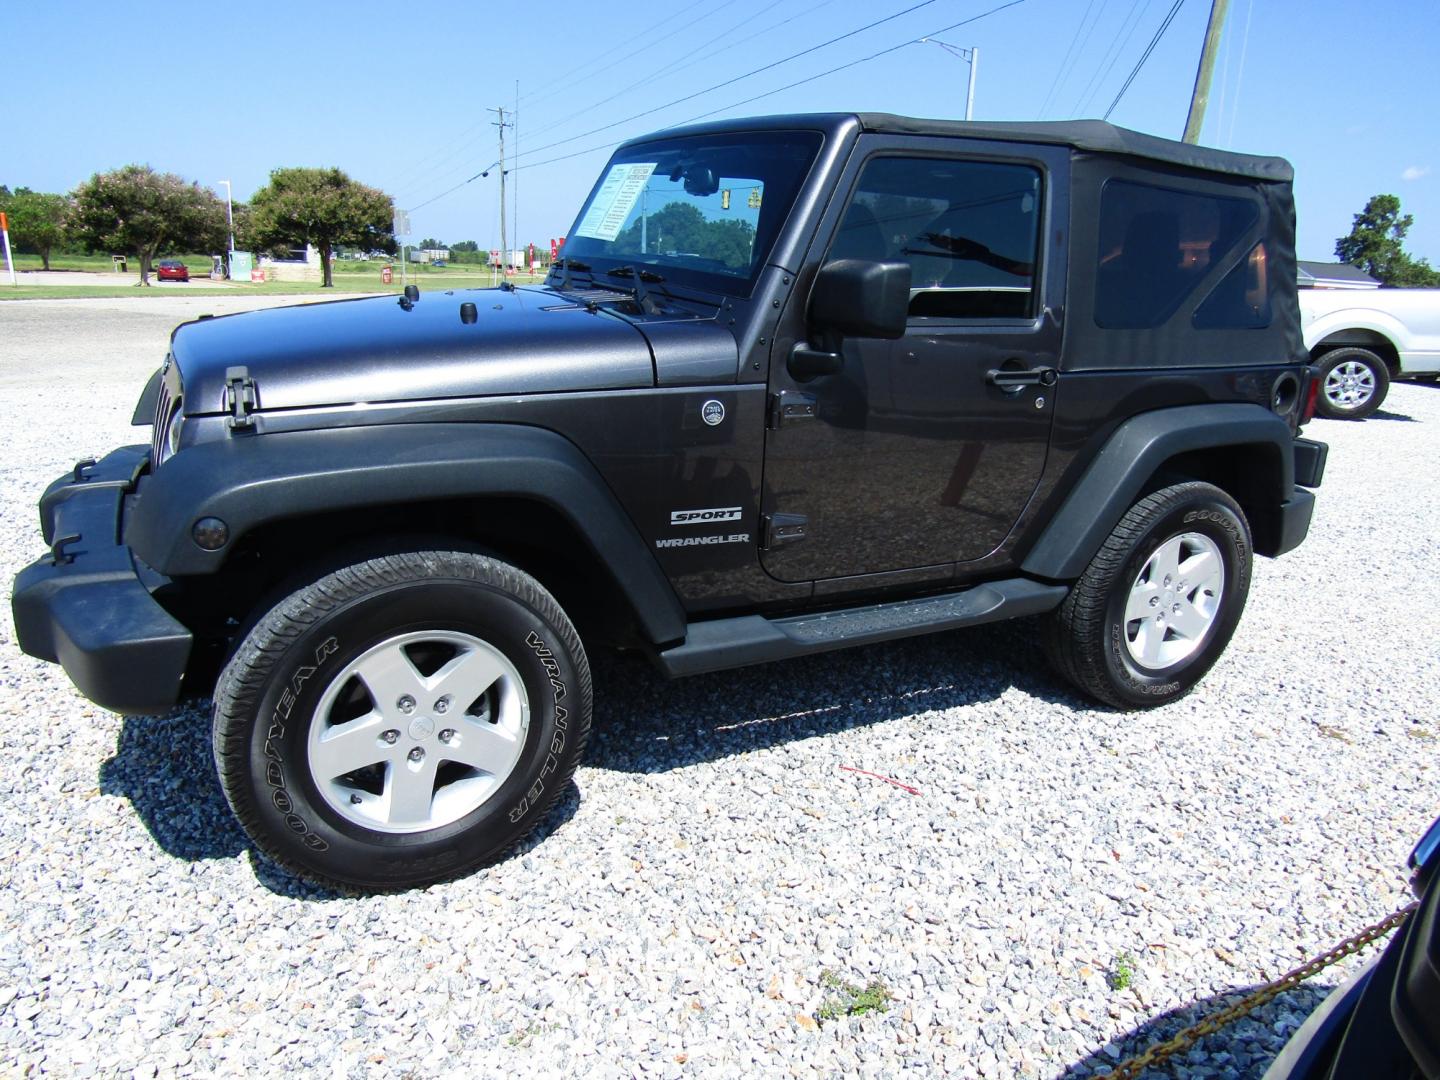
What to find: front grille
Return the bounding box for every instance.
[150,366,181,466]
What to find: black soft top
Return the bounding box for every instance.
[855,114,1293,182]
[633,112,1293,183]
[625,112,1303,370]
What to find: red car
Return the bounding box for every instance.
[156,259,189,282]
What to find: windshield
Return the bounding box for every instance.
[562,130,823,297]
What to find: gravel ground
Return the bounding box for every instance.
[1,296,1437,1079]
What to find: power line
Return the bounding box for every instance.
[683,0,1025,123]
[1103,0,1185,120]
[408,171,488,214]
[1052,0,1115,117]
[1035,0,1097,119]
[518,0,712,110]
[404,0,1024,215]
[389,0,714,196]
[490,0,946,167]
[509,0,1026,176]
[521,0,840,148]
[1224,0,1254,147]
[521,2,730,116]
[1069,0,1151,117]
[406,0,842,205]
[401,0,946,212]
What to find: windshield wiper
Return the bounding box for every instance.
[556,258,592,288]
[604,265,668,310]
[605,265,665,283]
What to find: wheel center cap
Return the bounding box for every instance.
[408,715,435,741]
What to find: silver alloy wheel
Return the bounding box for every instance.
[1324,360,1377,410]
[307,630,530,833]
[1123,531,1225,670]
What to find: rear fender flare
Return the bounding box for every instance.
[1020,403,1294,580]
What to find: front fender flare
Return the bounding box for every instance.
[127,422,687,645]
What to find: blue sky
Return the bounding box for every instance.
[6,0,1438,262]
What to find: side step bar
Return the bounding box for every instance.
[655,578,1068,678]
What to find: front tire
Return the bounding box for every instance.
[1315,347,1389,420]
[213,551,591,891]
[1043,482,1251,709]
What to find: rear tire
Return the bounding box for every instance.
[1043,482,1251,709]
[213,550,591,891]
[1315,347,1389,420]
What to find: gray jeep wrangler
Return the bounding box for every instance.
[13,113,1326,890]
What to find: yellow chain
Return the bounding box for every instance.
[1100,899,1420,1080]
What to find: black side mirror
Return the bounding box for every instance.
[809,258,911,340]
[789,259,911,381]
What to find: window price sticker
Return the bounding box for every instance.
[574,162,658,242]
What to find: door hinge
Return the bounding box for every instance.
[763,513,808,550]
[768,390,818,429]
[224,366,258,431]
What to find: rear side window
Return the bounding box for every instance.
[1094,179,1258,329]
[830,157,1042,320]
[1193,240,1273,328]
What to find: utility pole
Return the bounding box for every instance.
[919,38,979,120]
[513,80,520,277]
[217,180,235,277]
[1183,0,1231,144]
[966,46,978,122]
[490,106,512,273]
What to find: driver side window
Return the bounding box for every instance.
[829,156,1042,320]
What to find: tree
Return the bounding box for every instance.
[1335,193,1440,287]
[229,201,255,253]
[3,189,70,270]
[417,236,444,250]
[248,168,395,287]
[69,165,227,285]
[613,202,756,270]
[1388,252,1440,288]
[450,240,480,253]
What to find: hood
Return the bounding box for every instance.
[170,286,660,414]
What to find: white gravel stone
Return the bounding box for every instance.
[1,296,1437,1078]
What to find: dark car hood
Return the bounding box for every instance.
[171,287,666,414]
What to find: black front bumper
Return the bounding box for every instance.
[11,446,192,715]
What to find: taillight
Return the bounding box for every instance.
[1299,368,1321,425]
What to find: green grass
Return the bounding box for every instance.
[7,251,228,273]
[3,250,548,298]
[814,971,892,1023]
[0,269,550,301]
[1108,952,1137,991]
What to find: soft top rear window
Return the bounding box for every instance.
[1094,179,1259,329]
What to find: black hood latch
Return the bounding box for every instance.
[224,366,258,431]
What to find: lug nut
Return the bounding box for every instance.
[439,728,456,744]
[434,696,451,715]
[1172,603,1182,614]
[350,794,363,805]
[1149,596,1159,608]
[397,695,416,714]
[408,747,425,763]
[381,729,400,744]
[1163,575,1172,587]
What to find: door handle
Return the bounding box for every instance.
[986,366,1057,390]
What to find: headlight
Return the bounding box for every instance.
[159,407,184,465]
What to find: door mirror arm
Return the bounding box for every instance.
[788,338,844,381]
